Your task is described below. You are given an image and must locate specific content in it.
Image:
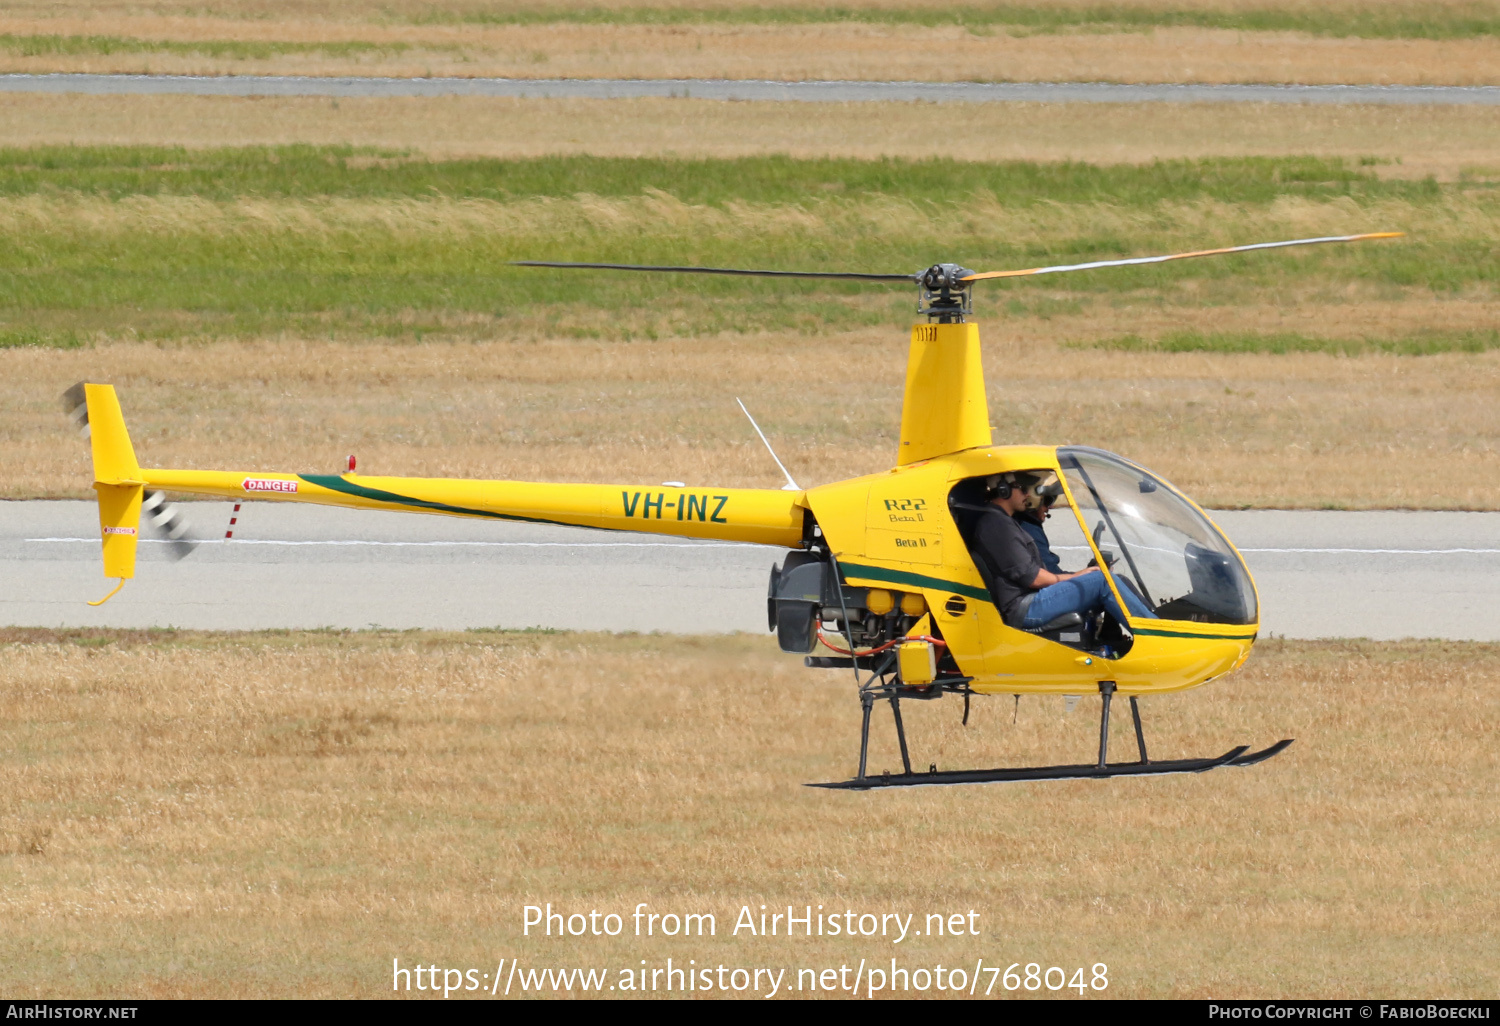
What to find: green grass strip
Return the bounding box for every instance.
[0,147,1449,206]
[1086,330,1500,354]
[420,2,1500,39]
[0,147,1491,344]
[0,327,85,349]
[0,34,447,60]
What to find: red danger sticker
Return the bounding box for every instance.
[242,478,298,494]
[102,525,137,536]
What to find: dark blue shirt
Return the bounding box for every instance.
[1016,513,1062,574]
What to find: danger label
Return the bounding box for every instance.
[102,525,137,536]
[242,478,298,494]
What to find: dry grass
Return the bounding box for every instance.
[5,190,1495,242]
[3,94,1499,180]
[1,0,1493,14]
[3,0,1491,15]
[2,16,1499,84]
[7,329,1500,509]
[0,629,1493,998]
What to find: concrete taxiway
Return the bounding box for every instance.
[3,502,1497,640]
[4,74,1500,106]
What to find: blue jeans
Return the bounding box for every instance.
[1021,571,1155,629]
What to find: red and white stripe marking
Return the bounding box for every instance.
[225,503,241,540]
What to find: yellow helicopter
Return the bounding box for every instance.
[66,231,1399,789]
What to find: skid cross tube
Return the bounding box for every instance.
[856,691,875,780]
[849,679,970,782]
[1130,695,1149,764]
[1097,681,1116,769]
[890,697,913,776]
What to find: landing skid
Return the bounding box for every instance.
[811,680,1293,790]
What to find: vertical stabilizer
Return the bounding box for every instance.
[84,383,140,485]
[897,322,992,465]
[80,383,144,581]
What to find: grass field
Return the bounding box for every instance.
[1,148,1492,347]
[0,630,1493,998]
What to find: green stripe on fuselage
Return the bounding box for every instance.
[298,474,571,527]
[837,561,992,602]
[1130,626,1258,641]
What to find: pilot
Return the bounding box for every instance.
[972,472,1138,631]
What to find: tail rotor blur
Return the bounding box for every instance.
[141,490,199,560]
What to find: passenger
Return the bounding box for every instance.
[1012,473,1063,575]
[972,472,1149,631]
[1012,475,1153,619]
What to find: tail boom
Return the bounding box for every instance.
[143,469,807,547]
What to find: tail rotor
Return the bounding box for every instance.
[141,490,199,560]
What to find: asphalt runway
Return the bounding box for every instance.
[4,74,1499,105]
[4,501,1498,640]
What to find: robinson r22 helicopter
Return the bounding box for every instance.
[67,230,1399,788]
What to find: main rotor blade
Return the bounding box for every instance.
[960,232,1403,282]
[511,260,916,282]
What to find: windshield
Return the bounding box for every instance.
[1058,448,1257,625]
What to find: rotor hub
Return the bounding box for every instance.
[918,263,974,323]
[919,263,969,291]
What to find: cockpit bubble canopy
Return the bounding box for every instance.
[1057,447,1257,626]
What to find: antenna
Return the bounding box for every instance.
[736,398,801,492]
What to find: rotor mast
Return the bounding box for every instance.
[895,264,991,466]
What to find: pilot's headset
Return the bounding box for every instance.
[984,472,1020,501]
